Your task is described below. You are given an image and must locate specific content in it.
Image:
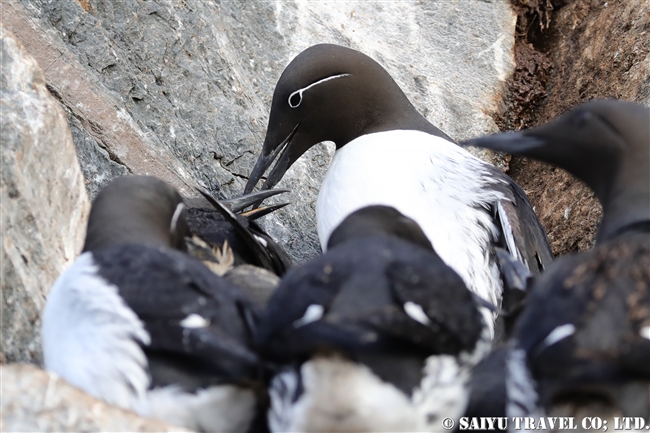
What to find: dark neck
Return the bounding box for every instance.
[346,78,454,147]
[602,220,650,240]
[598,188,650,242]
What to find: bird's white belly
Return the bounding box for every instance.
[316,130,505,333]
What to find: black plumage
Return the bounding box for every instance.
[460,347,509,426]
[93,243,261,389]
[42,175,271,432]
[256,206,489,431]
[513,233,650,417]
[186,188,291,278]
[464,100,650,419]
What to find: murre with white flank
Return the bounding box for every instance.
[41,176,268,433]
[463,100,650,421]
[244,44,553,339]
[255,205,492,432]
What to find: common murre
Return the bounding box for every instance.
[41,176,268,432]
[255,205,492,432]
[244,44,553,338]
[463,100,650,420]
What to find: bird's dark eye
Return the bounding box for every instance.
[288,91,302,108]
[571,110,593,127]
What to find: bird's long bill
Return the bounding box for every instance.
[244,123,301,194]
[221,189,290,213]
[240,202,290,220]
[461,132,547,156]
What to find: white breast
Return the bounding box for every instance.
[42,253,257,432]
[316,130,507,336]
[270,358,419,432]
[41,252,151,410]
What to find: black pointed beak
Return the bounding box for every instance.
[221,189,290,213]
[244,123,301,194]
[461,131,547,155]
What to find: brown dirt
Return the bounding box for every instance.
[495,0,650,257]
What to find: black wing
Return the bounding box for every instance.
[386,258,484,355]
[460,347,508,422]
[488,170,553,340]
[257,236,484,360]
[486,167,554,277]
[93,243,261,389]
[192,188,291,276]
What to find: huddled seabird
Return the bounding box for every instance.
[41,176,272,432]
[255,205,492,432]
[464,100,650,421]
[244,43,553,339]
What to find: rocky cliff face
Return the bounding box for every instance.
[1,26,89,366]
[1,364,187,431]
[5,0,516,263]
[1,2,516,428]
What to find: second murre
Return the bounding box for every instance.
[464,100,650,420]
[256,206,491,432]
[244,44,553,338]
[41,176,268,432]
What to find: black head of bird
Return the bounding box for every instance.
[463,100,650,243]
[82,175,190,253]
[326,204,435,252]
[244,43,450,194]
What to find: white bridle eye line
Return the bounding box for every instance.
[287,73,351,108]
[170,202,185,233]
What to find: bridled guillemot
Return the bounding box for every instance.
[41,176,270,432]
[255,205,492,432]
[244,44,553,338]
[463,100,650,421]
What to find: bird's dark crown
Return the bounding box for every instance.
[245,44,452,194]
[464,99,650,243]
[83,175,189,253]
[327,205,435,252]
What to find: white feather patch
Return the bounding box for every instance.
[640,326,650,340]
[268,369,301,432]
[541,323,575,349]
[180,314,210,329]
[292,304,324,328]
[316,130,510,339]
[412,355,470,431]
[170,203,185,233]
[497,200,522,262]
[280,358,417,432]
[404,302,430,325]
[254,234,268,247]
[506,347,540,418]
[41,252,151,410]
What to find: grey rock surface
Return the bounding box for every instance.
[66,110,130,200]
[0,26,90,365]
[8,0,516,262]
[0,364,190,432]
